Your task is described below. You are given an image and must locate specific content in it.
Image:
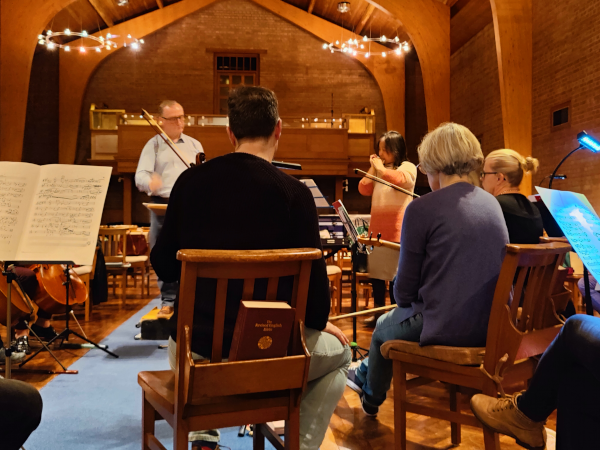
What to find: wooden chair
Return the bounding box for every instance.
[138,248,321,450]
[98,226,131,305]
[381,242,572,450]
[125,231,150,298]
[72,245,99,321]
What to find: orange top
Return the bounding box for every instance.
[358,161,417,242]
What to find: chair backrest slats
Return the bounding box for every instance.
[98,227,128,264]
[484,243,571,374]
[211,278,229,363]
[173,248,322,406]
[510,267,528,323]
[266,277,279,300]
[242,278,255,300]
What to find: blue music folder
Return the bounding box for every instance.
[536,187,600,282]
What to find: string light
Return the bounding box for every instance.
[37,29,144,53]
[322,36,411,58]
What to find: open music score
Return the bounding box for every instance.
[537,187,600,282]
[0,162,111,265]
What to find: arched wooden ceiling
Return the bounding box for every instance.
[44,0,491,54]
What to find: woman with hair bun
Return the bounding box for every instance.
[480,149,543,244]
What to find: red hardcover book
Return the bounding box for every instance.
[228,301,295,362]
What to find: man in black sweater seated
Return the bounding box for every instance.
[151,86,351,450]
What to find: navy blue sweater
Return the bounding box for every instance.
[393,183,509,347]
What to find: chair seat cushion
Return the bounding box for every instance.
[326,265,342,276]
[73,265,92,276]
[380,340,486,366]
[127,255,149,264]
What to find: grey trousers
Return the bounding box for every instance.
[168,328,351,449]
[149,198,178,307]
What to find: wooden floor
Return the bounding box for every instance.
[3,272,557,449]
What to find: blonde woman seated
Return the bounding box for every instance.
[346,123,509,416]
[480,149,543,244]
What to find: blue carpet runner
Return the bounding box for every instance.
[24,298,275,450]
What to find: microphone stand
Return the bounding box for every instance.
[548,145,594,316]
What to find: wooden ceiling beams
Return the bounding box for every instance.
[87,0,115,27]
[355,4,375,35]
[451,0,493,54]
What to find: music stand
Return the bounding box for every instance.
[30,262,117,359]
[332,200,370,361]
[536,187,600,316]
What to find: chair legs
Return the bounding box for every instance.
[482,383,501,450]
[174,422,189,450]
[285,405,301,450]
[449,384,461,445]
[142,392,155,450]
[393,361,408,450]
[253,423,266,450]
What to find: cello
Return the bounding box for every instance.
[0,263,88,326]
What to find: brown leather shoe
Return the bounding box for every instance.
[470,392,546,449]
[157,305,174,318]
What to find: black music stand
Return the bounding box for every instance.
[333,201,370,361]
[16,261,118,370]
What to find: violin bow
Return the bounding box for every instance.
[141,109,193,168]
[354,168,419,198]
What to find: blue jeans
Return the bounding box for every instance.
[577,275,600,313]
[149,197,178,307]
[518,315,600,449]
[356,310,423,406]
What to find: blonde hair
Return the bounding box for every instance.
[486,149,539,187]
[418,123,484,176]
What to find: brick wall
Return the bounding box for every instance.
[450,23,504,155]
[77,0,386,164]
[533,0,600,210]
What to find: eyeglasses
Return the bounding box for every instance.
[161,115,186,122]
[480,171,498,179]
[417,164,427,175]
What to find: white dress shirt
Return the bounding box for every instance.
[135,133,204,198]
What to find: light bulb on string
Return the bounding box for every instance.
[65,46,70,52]
[65,29,71,35]
[382,52,386,57]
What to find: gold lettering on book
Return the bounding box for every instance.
[255,319,283,332]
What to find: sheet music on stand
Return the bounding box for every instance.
[332,200,365,252]
[299,179,330,208]
[536,187,600,282]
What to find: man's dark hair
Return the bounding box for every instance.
[228,86,279,141]
[378,131,408,167]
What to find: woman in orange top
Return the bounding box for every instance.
[359,131,417,326]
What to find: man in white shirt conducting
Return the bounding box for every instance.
[135,100,204,317]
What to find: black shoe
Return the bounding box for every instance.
[31,323,59,341]
[360,394,379,417]
[12,336,31,355]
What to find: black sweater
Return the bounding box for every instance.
[151,152,330,358]
[496,194,544,244]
